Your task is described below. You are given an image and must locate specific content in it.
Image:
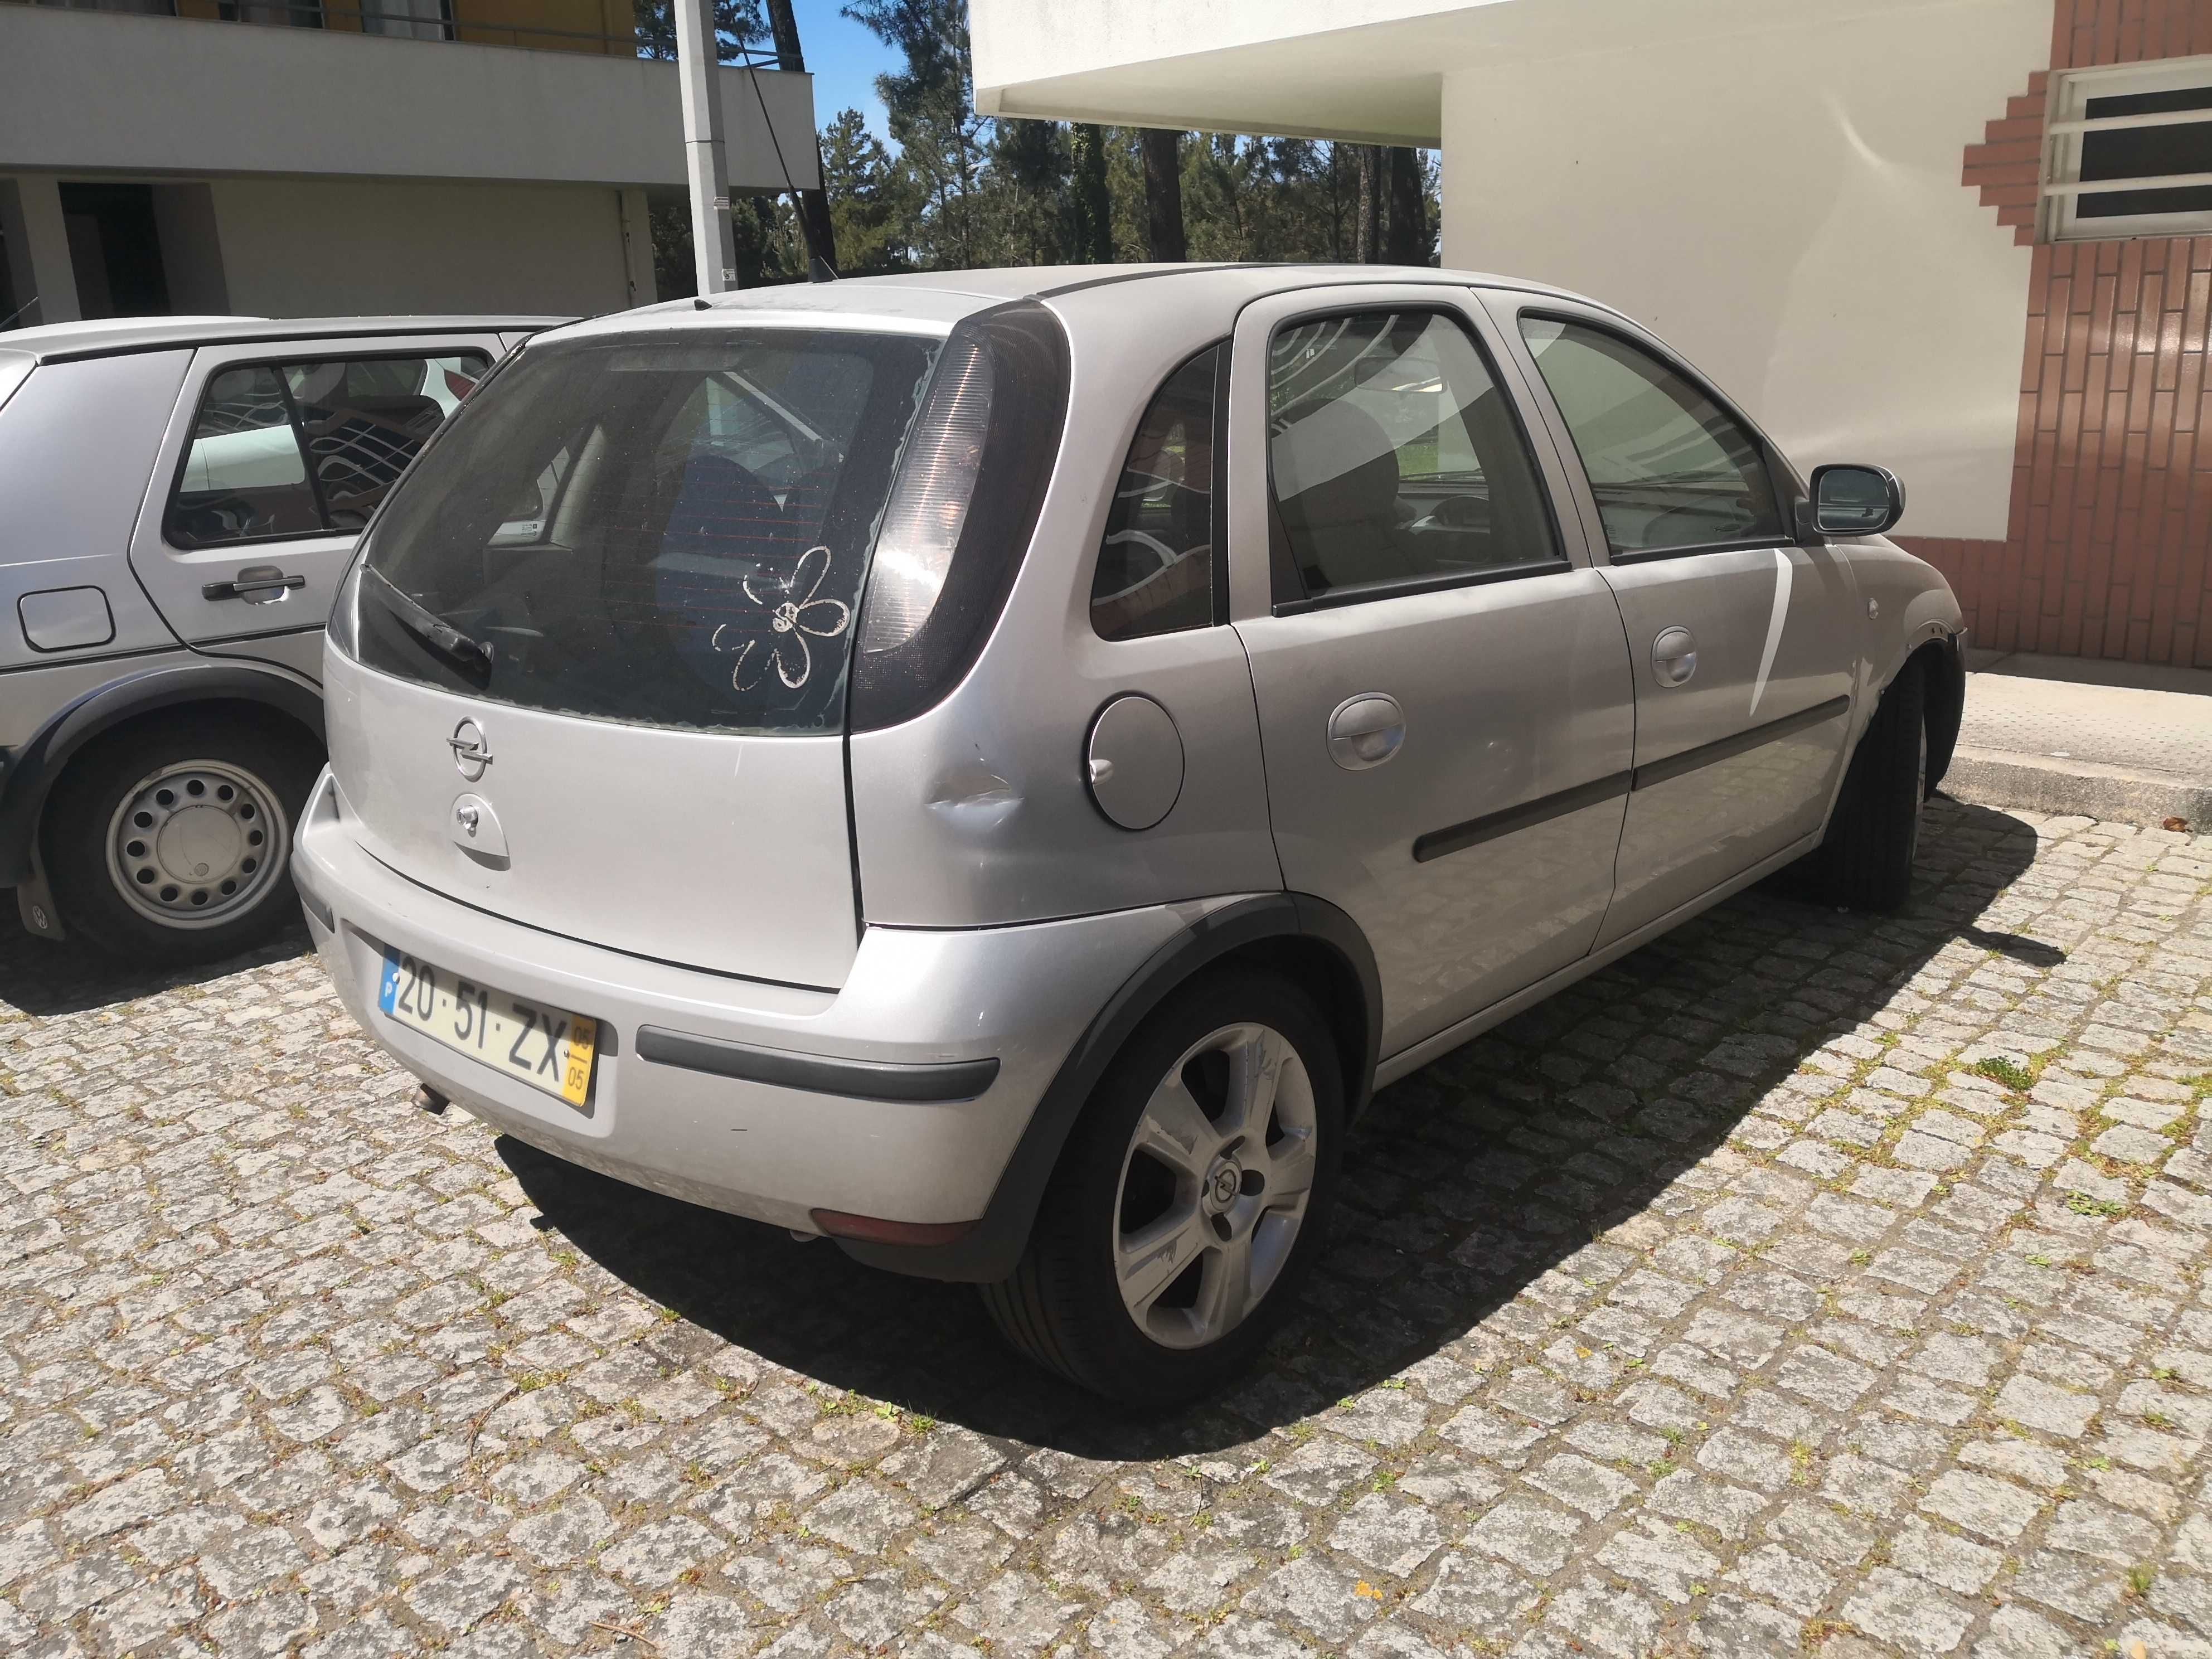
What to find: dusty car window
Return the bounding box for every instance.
[1520,318,1781,557]
[1092,343,1221,640]
[353,331,939,735]
[167,353,487,547]
[1267,311,1560,601]
[168,366,323,546]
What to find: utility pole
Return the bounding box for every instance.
[673,0,738,294]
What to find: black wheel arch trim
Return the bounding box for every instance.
[831,891,1384,1284]
[0,660,324,887]
[1925,628,1967,796]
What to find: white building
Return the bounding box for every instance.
[1,0,818,326]
[969,0,2212,670]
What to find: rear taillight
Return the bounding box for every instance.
[858,335,992,653]
[846,300,1070,733]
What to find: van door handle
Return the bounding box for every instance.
[203,567,306,601]
[1327,693,1405,770]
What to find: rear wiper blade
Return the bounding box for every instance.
[363,567,495,679]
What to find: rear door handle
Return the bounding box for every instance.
[203,566,306,602]
[1327,693,1406,770]
[1652,625,1697,687]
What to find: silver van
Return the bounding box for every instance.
[294,267,1967,1402]
[0,314,557,962]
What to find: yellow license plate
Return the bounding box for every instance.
[377,948,596,1108]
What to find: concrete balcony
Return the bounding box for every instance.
[0,2,817,191]
[0,2,817,322]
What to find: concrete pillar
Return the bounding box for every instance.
[671,0,737,295]
[151,183,230,314]
[618,186,657,309]
[0,175,81,327]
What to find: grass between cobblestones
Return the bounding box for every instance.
[0,797,2208,1658]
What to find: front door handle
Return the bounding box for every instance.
[1327,693,1406,770]
[202,565,307,603]
[1651,625,1697,687]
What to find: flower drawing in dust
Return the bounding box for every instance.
[720,545,852,692]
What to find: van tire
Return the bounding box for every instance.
[42,711,321,967]
[981,970,1343,1406]
[1808,659,1927,913]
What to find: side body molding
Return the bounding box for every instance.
[832,892,1383,1284]
[0,659,325,885]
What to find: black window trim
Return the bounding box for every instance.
[1262,303,1571,615]
[1514,305,1804,566]
[161,346,493,554]
[1088,338,1233,643]
[1272,555,1575,617]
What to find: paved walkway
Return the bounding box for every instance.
[1948,652,2212,830]
[2,802,2210,1658]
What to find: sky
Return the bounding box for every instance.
[791,3,903,144]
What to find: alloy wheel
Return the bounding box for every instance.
[1113,1021,1319,1350]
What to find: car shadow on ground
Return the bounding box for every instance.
[0,899,311,1019]
[500,796,2049,1461]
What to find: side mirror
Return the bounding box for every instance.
[1805,463,1905,538]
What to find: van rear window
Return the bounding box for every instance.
[353,329,940,734]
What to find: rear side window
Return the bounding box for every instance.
[1267,311,1561,604]
[167,352,487,548]
[1519,318,1780,557]
[1092,344,1222,641]
[353,331,940,735]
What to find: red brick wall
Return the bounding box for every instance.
[1902,0,2212,667]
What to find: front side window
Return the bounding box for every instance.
[1267,311,1560,602]
[1520,318,1781,558]
[167,352,487,547]
[353,331,940,735]
[1092,343,1220,640]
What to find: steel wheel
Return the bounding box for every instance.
[104,758,288,930]
[1113,1021,1320,1350]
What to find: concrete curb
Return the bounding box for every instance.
[1941,745,2211,831]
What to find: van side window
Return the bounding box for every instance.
[167,353,487,547]
[1091,343,1221,640]
[1519,317,1781,557]
[1266,311,1561,602]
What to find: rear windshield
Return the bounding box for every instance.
[354,329,940,734]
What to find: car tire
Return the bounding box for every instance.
[1808,658,1928,913]
[982,969,1343,1407]
[42,711,322,967]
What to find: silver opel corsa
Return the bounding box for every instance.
[295,265,1967,1404]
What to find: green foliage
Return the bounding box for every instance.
[1972,1055,2036,1092]
[648,2,1441,294]
[633,0,767,62]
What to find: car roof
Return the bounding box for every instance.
[0,314,570,365]
[534,263,1620,351]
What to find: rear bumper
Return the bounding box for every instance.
[291,768,1219,1256]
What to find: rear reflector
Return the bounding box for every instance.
[809,1209,978,1248]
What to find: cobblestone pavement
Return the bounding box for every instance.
[3,798,2210,1659]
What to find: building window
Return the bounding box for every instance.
[2046,58,2212,240]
